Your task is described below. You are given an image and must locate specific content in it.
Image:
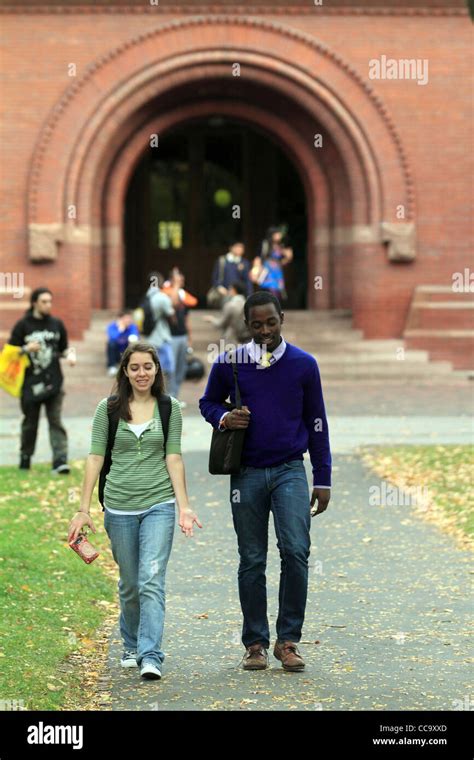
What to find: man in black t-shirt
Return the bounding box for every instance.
[8,287,76,473]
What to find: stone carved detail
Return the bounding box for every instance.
[381,222,416,262]
[29,224,64,262]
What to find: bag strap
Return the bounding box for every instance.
[229,350,242,409]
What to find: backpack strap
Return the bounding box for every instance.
[158,393,172,448]
[106,394,120,452]
[99,395,120,511]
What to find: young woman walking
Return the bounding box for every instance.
[68,341,201,680]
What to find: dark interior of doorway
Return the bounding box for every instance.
[124,118,307,309]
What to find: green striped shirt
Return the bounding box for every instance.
[89,396,182,511]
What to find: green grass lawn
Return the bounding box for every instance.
[360,444,474,541]
[0,461,115,710]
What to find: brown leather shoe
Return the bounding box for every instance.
[273,640,305,671]
[242,643,269,670]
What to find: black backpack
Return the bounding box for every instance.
[98,393,172,511]
[140,294,157,336]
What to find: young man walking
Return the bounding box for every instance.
[199,292,331,671]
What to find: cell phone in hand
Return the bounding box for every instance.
[69,532,99,564]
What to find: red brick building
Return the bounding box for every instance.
[0,0,472,365]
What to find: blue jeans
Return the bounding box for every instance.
[168,335,188,398]
[106,339,123,369]
[103,502,176,669]
[230,460,311,648]
[157,341,175,376]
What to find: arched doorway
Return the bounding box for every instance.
[27,17,415,339]
[124,117,307,309]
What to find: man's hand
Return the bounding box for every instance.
[310,487,330,517]
[223,405,251,429]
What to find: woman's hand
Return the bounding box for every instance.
[68,511,97,543]
[178,508,203,538]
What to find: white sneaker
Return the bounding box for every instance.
[140,661,162,680]
[120,650,138,668]
[107,366,118,377]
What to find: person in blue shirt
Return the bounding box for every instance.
[106,310,139,376]
[250,226,293,302]
[199,291,331,673]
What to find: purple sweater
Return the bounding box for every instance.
[199,342,332,487]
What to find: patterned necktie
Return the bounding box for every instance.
[260,350,273,368]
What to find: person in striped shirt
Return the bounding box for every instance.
[68,341,201,680]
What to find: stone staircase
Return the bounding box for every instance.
[403,285,474,370]
[59,308,468,389]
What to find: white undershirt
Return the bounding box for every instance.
[126,419,153,437]
[104,418,176,515]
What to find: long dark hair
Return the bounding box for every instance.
[261,226,289,260]
[109,341,165,421]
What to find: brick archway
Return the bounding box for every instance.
[26,16,415,337]
[102,99,329,313]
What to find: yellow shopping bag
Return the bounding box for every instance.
[0,344,30,397]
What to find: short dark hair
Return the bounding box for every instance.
[244,291,282,322]
[30,287,52,307]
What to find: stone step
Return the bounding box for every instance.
[404,330,474,370]
[3,307,466,380]
[403,285,474,369]
[310,363,453,377]
[414,285,474,302]
[65,360,454,380]
[410,303,474,331]
[66,350,435,368]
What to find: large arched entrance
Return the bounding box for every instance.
[26,17,415,338]
[124,116,307,308]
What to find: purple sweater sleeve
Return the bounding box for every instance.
[199,359,233,430]
[302,359,332,488]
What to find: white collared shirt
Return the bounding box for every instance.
[225,252,243,264]
[245,336,287,366]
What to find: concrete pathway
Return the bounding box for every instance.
[99,451,472,711]
[1,378,472,710]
